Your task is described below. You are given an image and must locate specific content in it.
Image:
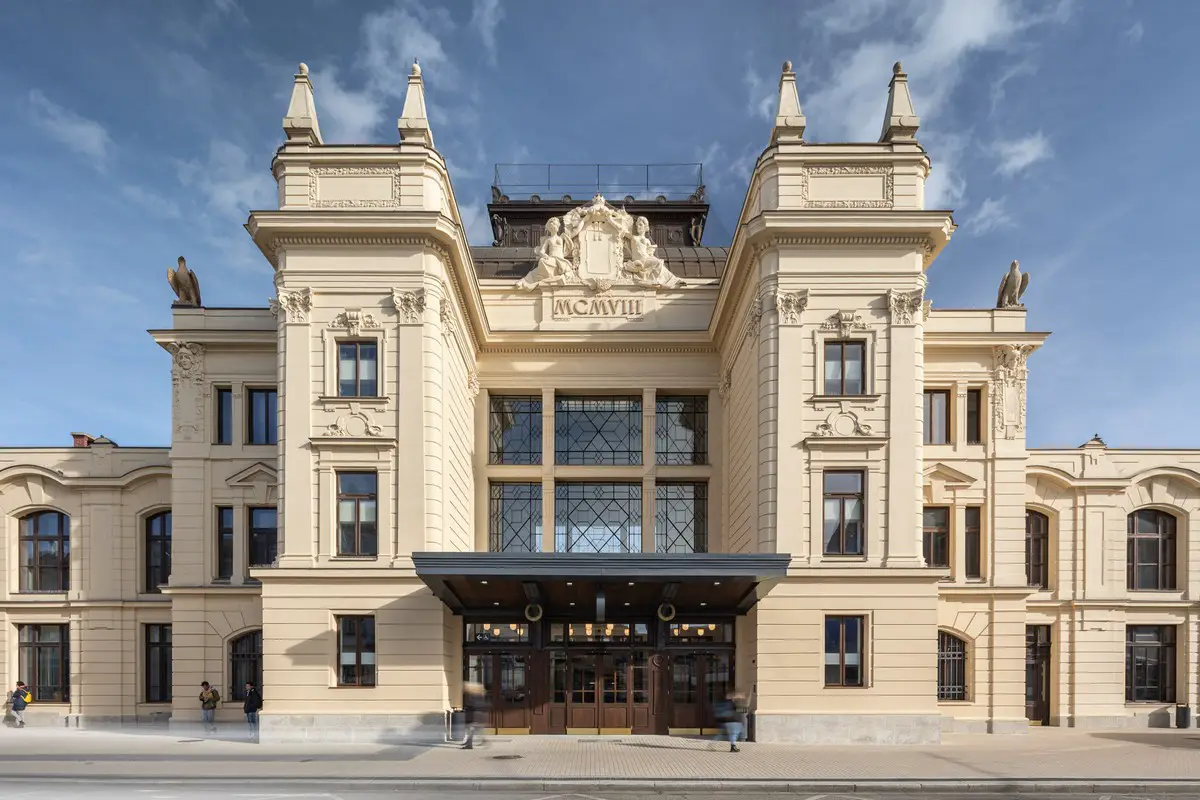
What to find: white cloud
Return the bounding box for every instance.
[806,0,893,35]
[311,66,385,144]
[989,58,1036,114]
[176,140,274,221]
[965,196,1014,235]
[458,201,494,246]
[27,90,114,168]
[471,0,504,66]
[120,185,182,219]
[993,131,1051,177]
[1124,21,1144,43]
[743,65,776,122]
[923,131,967,208]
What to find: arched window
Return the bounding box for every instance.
[19,510,70,592]
[145,511,172,594]
[1127,509,1176,591]
[230,630,263,701]
[1025,511,1049,589]
[937,631,968,701]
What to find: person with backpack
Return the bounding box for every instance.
[242,681,263,739]
[714,689,748,752]
[198,681,220,734]
[9,681,32,728]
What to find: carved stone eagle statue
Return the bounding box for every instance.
[167,256,202,307]
[995,259,1030,309]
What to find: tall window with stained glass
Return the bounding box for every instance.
[555,396,641,466]
[489,482,542,552]
[555,483,642,553]
[655,395,707,465]
[489,395,542,465]
[655,483,707,553]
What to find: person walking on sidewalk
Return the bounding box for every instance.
[714,689,748,752]
[198,681,221,734]
[461,681,490,750]
[8,681,32,728]
[242,681,263,739]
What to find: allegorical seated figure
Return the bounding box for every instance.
[623,216,684,288]
[516,217,577,291]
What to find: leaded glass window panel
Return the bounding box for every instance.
[655,482,708,553]
[554,396,642,466]
[655,395,708,465]
[489,395,542,465]
[554,483,642,553]
[489,482,542,552]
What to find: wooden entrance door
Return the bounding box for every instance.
[1025,625,1051,726]
[467,652,532,733]
[669,651,734,732]
[560,648,661,734]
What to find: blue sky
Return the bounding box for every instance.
[1,0,1196,449]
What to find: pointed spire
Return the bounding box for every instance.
[880,61,920,143]
[282,63,323,145]
[398,59,434,147]
[770,60,806,145]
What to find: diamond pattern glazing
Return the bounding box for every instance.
[655,482,708,553]
[655,396,708,466]
[554,483,642,553]
[489,396,542,465]
[554,396,641,466]
[489,483,542,552]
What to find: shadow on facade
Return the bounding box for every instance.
[1090,731,1200,750]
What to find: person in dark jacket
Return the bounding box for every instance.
[9,681,31,728]
[242,681,263,739]
[462,681,490,750]
[714,690,748,752]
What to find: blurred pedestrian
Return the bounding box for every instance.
[243,681,263,739]
[462,681,490,750]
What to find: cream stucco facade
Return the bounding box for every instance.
[2,61,1197,744]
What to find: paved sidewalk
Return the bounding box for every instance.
[0,726,1198,786]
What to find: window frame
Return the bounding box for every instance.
[822,340,867,397]
[923,389,951,445]
[18,510,70,593]
[488,395,543,465]
[214,386,233,445]
[336,472,379,557]
[922,506,950,569]
[1125,624,1176,704]
[229,629,263,702]
[654,395,709,466]
[488,481,542,553]
[1025,510,1050,589]
[336,340,379,398]
[554,482,643,553]
[937,630,969,701]
[248,506,278,568]
[553,395,643,466]
[964,506,982,579]
[144,510,172,594]
[245,387,278,446]
[824,615,866,688]
[1126,509,1177,592]
[336,615,376,687]
[144,623,172,703]
[822,470,865,557]
[965,388,983,444]
[18,623,69,702]
[216,506,234,582]
[654,481,709,554]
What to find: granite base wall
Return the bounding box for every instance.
[754,713,942,745]
[257,712,448,744]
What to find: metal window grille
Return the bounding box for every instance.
[554,483,642,553]
[554,396,642,466]
[489,483,542,552]
[489,395,542,464]
[654,482,708,553]
[937,631,968,701]
[229,630,262,701]
[655,396,708,465]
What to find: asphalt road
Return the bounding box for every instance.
[0,786,1196,800]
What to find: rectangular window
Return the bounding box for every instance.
[824,615,865,687]
[248,507,278,568]
[489,482,542,552]
[554,396,642,466]
[823,341,865,396]
[337,472,378,557]
[246,389,278,445]
[655,482,708,553]
[144,512,172,593]
[822,471,864,556]
[18,624,69,702]
[489,395,543,465]
[554,483,642,553]
[966,389,982,444]
[18,511,70,593]
[655,395,708,465]
[965,506,982,579]
[923,390,950,445]
[215,387,233,445]
[923,506,950,568]
[1125,625,1176,703]
[216,506,234,581]
[336,341,378,397]
[144,624,172,703]
[337,615,376,687]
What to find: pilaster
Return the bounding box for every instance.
[884,306,923,566]
[642,388,656,554]
[541,388,555,553]
[273,287,314,567]
[423,281,447,551]
[757,280,780,555]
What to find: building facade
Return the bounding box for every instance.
[2,61,1197,743]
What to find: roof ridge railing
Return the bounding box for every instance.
[492,163,705,200]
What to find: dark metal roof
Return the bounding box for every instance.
[471,245,729,281]
[412,552,790,578]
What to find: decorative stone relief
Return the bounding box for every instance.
[308,166,402,209]
[798,164,895,209]
[815,406,874,437]
[440,300,457,340]
[822,310,869,339]
[887,288,924,326]
[466,370,480,398]
[167,342,205,441]
[269,288,313,323]
[991,344,1035,440]
[742,295,763,343]
[718,367,732,400]
[922,299,932,322]
[326,408,383,437]
[391,288,427,323]
[330,310,380,336]
[775,289,809,325]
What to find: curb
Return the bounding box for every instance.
[2,776,1199,793]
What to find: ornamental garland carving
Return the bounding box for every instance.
[308,166,402,209]
[887,288,924,326]
[742,295,763,343]
[326,409,383,438]
[466,370,480,398]
[990,344,1035,440]
[775,289,809,325]
[330,310,380,337]
[798,164,895,209]
[166,342,205,441]
[718,367,732,400]
[815,408,874,437]
[440,299,458,340]
[269,288,313,323]
[822,310,869,339]
[391,288,427,323]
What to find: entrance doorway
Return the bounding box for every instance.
[552,649,662,734]
[1025,624,1051,726]
[669,650,734,732]
[466,651,532,734]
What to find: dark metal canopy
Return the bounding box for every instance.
[412,552,791,616]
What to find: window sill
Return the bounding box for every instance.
[823,684,868,690]
[318,395,389,405]
[812,394,882,405]
[1125,701,1176,708]
[331,684,377,690]
[937,699,974,705]
[820,554,868,561]
[330,555,380,562]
